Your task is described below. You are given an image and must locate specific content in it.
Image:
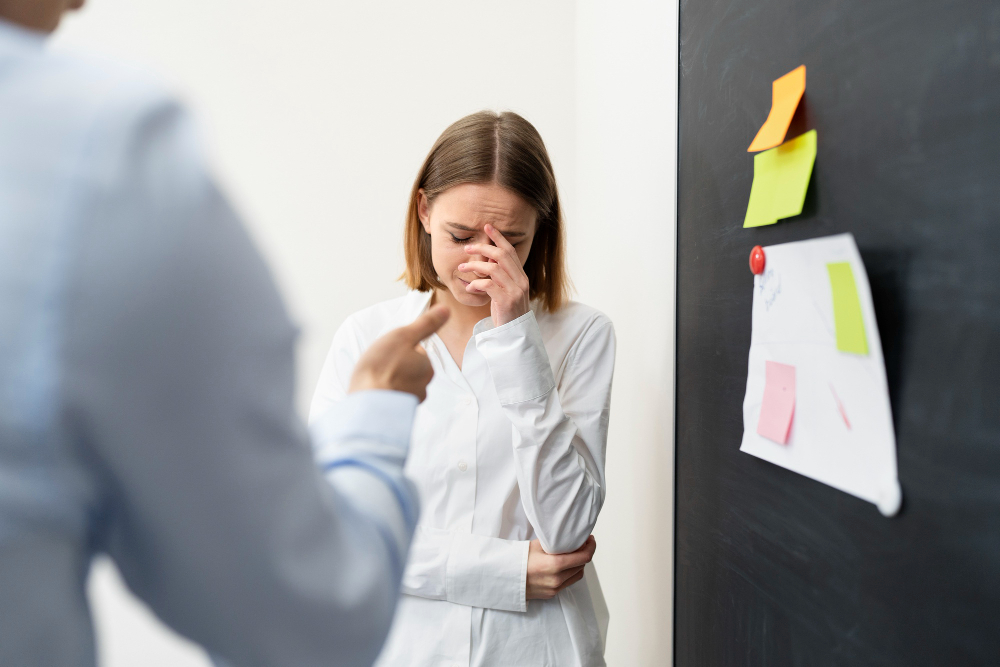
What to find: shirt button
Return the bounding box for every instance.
[457,460,468,472]
[462,396,473,406]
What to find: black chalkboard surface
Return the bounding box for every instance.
[674,1,1000,665]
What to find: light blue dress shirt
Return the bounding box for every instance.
[0,18,419,667]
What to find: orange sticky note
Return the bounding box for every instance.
[748,65,806,152]
[757,361,796,444]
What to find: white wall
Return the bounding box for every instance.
[54,0,577,416]
[53,1,677,665]
[575,2,678,665]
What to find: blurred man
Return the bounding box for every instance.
[0,1,448,665]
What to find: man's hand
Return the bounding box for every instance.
[348,305,449,402]
[526,535,597,600]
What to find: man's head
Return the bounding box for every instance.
[0,0,85,33]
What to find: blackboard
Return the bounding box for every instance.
[674,1,1000,665]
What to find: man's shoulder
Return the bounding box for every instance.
[1,47,191,181]
[16,47,178,123]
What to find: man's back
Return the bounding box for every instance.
[0,21,144,662]
[0,18,424,667]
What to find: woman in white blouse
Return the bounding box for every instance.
[309,111,615,667]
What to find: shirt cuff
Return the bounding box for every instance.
[309,390,418,457]
[474,311,556,405]
[446,533,530,613]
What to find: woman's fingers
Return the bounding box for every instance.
[464,237,523,281]
[556,568,586,593]
[462,244,528,304]
[557,564,586,584]
[465,278,499,295]
[535,566,587,599]
[552,536,597,571]
[460,226,531,326]
[484,223,516,252]
[459,260,509,289]
[463,241,502,260]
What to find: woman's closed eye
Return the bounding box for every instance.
[450,232,522,248]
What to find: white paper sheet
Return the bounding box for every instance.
[740,233,902,516]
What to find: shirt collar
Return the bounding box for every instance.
[411,288,495,336]
[403,289,435,321]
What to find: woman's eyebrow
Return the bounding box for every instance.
[445,222,526,237]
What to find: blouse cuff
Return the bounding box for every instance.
[474,311,556,406]
[446,533,530,613]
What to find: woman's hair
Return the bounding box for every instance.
[402,110,569,311]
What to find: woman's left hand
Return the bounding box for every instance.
[459,224,531,327]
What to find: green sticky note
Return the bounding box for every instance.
[743,129,817,228]
[827,262,868,355]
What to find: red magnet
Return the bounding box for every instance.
[749,245,766,275]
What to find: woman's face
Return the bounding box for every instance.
[418,182,538,309]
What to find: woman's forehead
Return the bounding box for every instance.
[433,183,537,230]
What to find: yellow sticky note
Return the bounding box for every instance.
[743,129,817,228]
[827,262,868,355]
[748,65,806,152]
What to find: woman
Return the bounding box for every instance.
[309,111,615,667]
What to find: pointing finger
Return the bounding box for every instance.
[398,305,450,343]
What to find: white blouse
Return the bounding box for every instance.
[309,290,616,667]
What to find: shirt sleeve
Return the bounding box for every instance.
[399,526,530,613]
[62,89,416,667]
[475,311,616,554]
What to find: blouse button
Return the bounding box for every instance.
[462,396,473,406]
[457,460,468,472]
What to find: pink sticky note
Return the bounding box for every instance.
[757,361,796,444]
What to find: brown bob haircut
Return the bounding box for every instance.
[402,110,569,312]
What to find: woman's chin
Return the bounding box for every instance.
[450,284,491,307]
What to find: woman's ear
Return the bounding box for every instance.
[417,189,432,234]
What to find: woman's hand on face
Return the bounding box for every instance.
[459,224,530,327]
[525,535,597,601]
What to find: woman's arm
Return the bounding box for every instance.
[312,314,597,612]
[401,523,597,609]
[475,313,616,554]
[460,225,616,555]
[401,527,528,611]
